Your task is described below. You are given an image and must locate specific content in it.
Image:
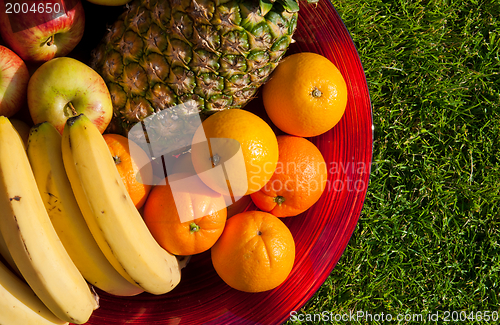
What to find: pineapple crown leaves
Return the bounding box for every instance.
[259,0,318,16]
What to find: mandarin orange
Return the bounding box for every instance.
[211,210,295,292]
[103,133,153,209]
[143,173,227,256]
[250,135,328,217]
[190,109,279,197]
[262,52,348,137]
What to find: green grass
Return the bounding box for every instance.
[287,0,500,324]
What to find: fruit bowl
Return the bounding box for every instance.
[74,0,373,323]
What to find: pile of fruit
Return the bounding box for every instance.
[0,0,347,324]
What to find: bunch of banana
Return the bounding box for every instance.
[26,121,145,297]
[0,117,99,324]
[61,114,182,295]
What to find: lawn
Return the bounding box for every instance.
[287,0,500,323]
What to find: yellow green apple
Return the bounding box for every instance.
[27,57,113,134]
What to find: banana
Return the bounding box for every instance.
[0,119,26,276]
[0,117,98,324]
[61,114,182,295]
[27,121,144,297]
[0,259,68,325]
[0,223,21,276]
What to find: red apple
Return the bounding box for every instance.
[27,57,113,134]
[0,45,29,117]
[0,0,85,62]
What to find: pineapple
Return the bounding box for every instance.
[91,0,308,154]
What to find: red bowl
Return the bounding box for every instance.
[78,0,373,324]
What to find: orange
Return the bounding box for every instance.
[262,52,348,137]
[143,173,227,256]
[190,109,279,197]
[103,133,153,209]
[211,210,295,292]
[250,135,328,217]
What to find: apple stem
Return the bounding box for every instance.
[63,102,78,118]
[68,102,77,115]
[45,35,54,46]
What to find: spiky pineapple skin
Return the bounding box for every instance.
[91,0,298,150]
